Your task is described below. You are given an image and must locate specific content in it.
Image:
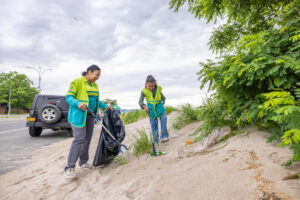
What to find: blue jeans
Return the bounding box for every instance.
[150,112,169,144]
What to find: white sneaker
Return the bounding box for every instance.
[64,167,76,178]
[160,137,169,143]
[79,163,93,169]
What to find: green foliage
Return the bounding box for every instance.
[121,110,148,124]
[132,129,153,156]
[121,106,176,125]
[113,155,129,165]
[170,0,286,24]
[0,71,38,110]
[194,97,239,141]
[172,104,201,129]
[165,106,177,114]
[101,99,118,108]
[170,0,293,53]
[259,89,300,166]
[170,0,300,165]
[208,22,248,54]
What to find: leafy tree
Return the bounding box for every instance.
[170,0,300,166]
[0,71,38,111]
[101,98,118,108]
[170,0,294,53]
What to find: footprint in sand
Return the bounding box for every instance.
[125,177,161,200]
[55,155,65,162]
[31,168,47,176]
[32,168,43,174]
[175,145,196,158]
[13,175,35,185]
[103,177,113,185]
[92,174,100,184]
[268,152,283,165]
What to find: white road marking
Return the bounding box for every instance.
[0,128,27,134]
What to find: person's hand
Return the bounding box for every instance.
[163,101,165,106]
[143,106,149,113]
[106,101,112,110]
[78,103,87,111]
[106,105,112,110]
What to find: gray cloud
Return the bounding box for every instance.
[0,0,216,108]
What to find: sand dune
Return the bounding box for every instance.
[0,112,299,200]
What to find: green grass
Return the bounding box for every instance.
[121,106,176,125]
[172,98,237,142]
[172,104,201,129]
[121,110,148,124]
[113,155,129,165]
[132,129,152,156]
[165,106,177,114]
[194,97,238,141]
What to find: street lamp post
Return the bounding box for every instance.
[26,66,52,94]
[8,85,11,115]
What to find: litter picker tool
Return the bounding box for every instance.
[86,106,128,153]
[151,141,166,157]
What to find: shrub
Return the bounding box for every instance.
[122,110,148,124]
[165,106,177,114]
[132,129,153,156]
[172,104,201,129]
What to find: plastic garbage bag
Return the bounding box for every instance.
[93,109,126,166]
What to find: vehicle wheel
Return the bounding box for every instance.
[38,104,62,124]
[68,128,73,137]
[29,127,42,137]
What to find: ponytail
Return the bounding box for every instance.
[81,71,87,76]
[81,64,101,76]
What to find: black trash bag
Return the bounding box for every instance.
[93,109,126,166]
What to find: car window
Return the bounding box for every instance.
[35,96,69,110]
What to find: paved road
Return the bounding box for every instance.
[0,117,71,175]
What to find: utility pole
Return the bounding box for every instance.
[8,85,11,115]
[26,66,52,94]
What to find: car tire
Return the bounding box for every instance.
[38,104,62,124]
[29,127,42,137]
[68,128,73,137]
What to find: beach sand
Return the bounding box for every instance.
[0,112,299,200]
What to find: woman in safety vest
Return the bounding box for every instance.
[139,75,169,144]
[64,65,111,178]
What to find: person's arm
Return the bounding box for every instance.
[66,80,80,108]
[66,95,80,108]
[161,92,166,105]
[139,91,149,113]
[98,100,108,109]
[139,91,146,109]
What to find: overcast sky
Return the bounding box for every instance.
[0,0,217,109]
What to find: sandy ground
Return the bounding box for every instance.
[0,112,299,200]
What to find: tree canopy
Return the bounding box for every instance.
[0,71,38,111]
[170,0,300,166]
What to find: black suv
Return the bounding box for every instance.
[26,95,72,137]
